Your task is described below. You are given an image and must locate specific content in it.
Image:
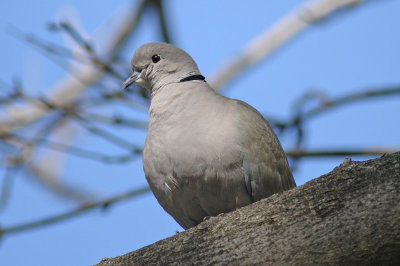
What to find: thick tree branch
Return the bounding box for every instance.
[98,151,400,265]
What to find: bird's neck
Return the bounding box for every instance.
[148,82,217,124]
[149,71,204,94]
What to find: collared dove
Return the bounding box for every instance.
[123,42,296,229]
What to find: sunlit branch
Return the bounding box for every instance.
[209,0,365,91]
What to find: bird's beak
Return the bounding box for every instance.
[122,70,141,90]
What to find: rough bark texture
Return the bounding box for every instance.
[98,152,400,265]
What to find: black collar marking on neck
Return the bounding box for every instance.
[179,74,206,83]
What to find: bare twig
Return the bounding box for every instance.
[153,0,172,43]
[25,163,96,203]
[79,89,149,112]
[83,113,148,130]
[0,186,151,237]
[267,85,400,150]
[7,132,141,164]
[72,115,142,152]
[8,25,88,64]
[291,85,400,126]
[0,167,19,213]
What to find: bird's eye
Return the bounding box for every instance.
[151,54,161,63]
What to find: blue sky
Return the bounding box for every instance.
[0,1,399,265]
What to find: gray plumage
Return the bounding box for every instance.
[123,42,296,229]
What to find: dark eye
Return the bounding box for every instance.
[151,54,161,63]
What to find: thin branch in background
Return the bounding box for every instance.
[1,113,97,204]
[291,86,400,148]
[0,186,151,237]
[83,113,148,130]
[291,85,400,126]
[1,114,97,203]
[153,0,172,44]
[33,94,142,153]
[56,21,126,81]
[10,77,24,99]
[0,81,14,105]
[9,132,141,164]
[0,77,25,105]
[24,163,96,203]
[0,167,19,213]
[56,22,96,58]
[80,84,150,111]
[54,20,150,101]
[267,85,400,151]
[209,0,365,91]
[8,25,72,58]
[3,91,142,163]
[9,23,125,91]
[73,115,142,152]
[7,26,79,73]
[291,90,331,118]
[295,126,305,150]
[112,92,150,111]
[109,0,150,60]
[42,140,142,164]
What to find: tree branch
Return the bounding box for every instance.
[98,151,400,265]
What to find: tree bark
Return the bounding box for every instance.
[98,152,400,265]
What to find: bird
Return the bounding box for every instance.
[122,42,296,229]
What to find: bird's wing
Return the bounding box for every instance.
[233,100,296,202]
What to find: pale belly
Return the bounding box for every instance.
[142,130,252,229]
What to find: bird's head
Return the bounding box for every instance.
[122,42,202,93]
